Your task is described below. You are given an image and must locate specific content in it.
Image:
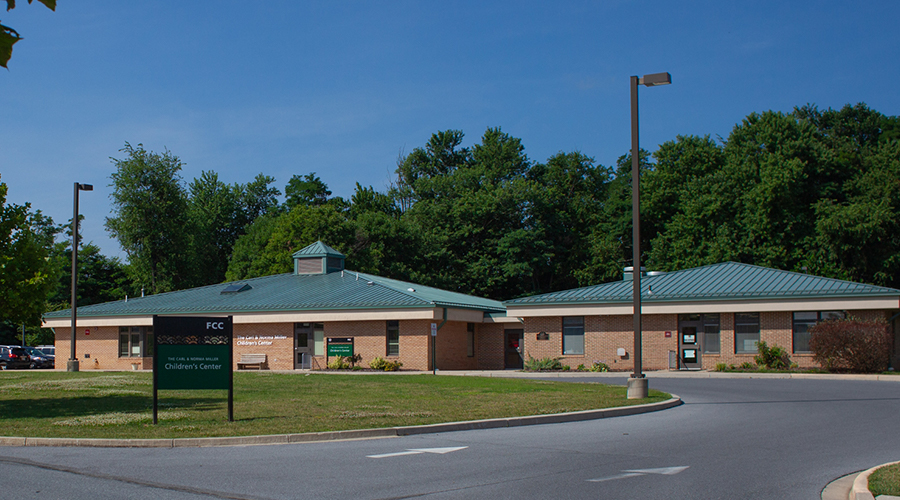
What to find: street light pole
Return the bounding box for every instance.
[627,72,671,399]
[68,182,92,372]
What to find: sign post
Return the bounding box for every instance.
[153,316,233,423]
[431,323,437,375]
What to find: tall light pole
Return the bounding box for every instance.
[68,182,93,372]
[627,72,671,399]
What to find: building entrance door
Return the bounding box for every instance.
[294,324,312,369]
[678,314,719,370]
[505,329,524,369]
[679,317,702,370]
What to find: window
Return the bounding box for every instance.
[312,323,324,356]
[792,311,845,353]
[118,326,153,358]
[387,320,400,356]
[467,323,475,357]
[562,317,584,355]
[703,314,721,354]
[734,313,760,354]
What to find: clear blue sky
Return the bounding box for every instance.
[2,1,899,258]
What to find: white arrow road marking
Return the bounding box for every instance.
[407,447,468,454]
[367,446,468,459]
[588,466,688,482]
[367,451,425,459]
[586,472,644,483]
[623,466,689,475]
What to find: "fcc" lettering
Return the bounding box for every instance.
[206,322,225,330]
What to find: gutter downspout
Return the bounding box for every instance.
[433,307,448,375]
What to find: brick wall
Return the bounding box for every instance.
[476,323,505,370]
[698,310,893,370]
[234,323,293,370]
[52,308,896,372]
[521,314,678,371]
[53,326,151,371]
[520,310,900,371]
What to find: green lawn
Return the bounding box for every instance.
[0,371,669,440]
[869,463,900,497]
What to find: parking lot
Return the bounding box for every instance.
[0,345,55,370]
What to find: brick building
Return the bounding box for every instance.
[43,246,900,373]
[503,263,900,371]
[42,242,516,371]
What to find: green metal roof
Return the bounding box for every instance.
[504,262,900,307]
[291,241,345,259]
[45,269,505,319]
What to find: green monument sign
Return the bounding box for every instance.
[153,316,233,423]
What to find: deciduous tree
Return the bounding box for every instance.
[105,143,191,294]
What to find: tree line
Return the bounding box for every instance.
[1,103,898,344]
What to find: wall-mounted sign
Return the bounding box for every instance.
[327,343,354,356]
[536,332,549,340]
[431,323,437,336]
[153,316,233,423]
[664,331,672,338]
[326,337,354,357]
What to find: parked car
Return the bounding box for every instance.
[37,345,55,356]
[23,346,54,369]
[0,346,32,370]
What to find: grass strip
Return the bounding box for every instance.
[869,463,900,497]
[0,372,669,440]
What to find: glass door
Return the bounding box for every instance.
[678,315,702,369]
[294,324,311,369]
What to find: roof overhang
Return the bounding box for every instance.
[505,296,900,318]
[42,306,495,328]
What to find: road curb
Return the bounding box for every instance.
[435,370,900,381]
[850,461,900,500]
[0,396,681,448]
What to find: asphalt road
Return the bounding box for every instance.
[1,376,898,500]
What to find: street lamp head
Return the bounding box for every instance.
[78,183,93,191]
[639,72,672,87]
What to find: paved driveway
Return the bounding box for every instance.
[1,375,898,499]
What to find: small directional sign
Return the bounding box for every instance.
[367,446,468,459]
[587,466,688,483]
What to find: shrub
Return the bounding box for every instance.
[524,356,565,371]
[369,356,402,371]
[808,318,892,373]
[755,341,790,370]
[714,362,727,372]
[739,362,756,370]
[589,361,609,372]
[327,356,350,369]
[576,364,586,371]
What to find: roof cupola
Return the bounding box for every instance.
[292,241,345,275]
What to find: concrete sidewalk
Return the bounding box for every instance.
[432,368,900,382]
